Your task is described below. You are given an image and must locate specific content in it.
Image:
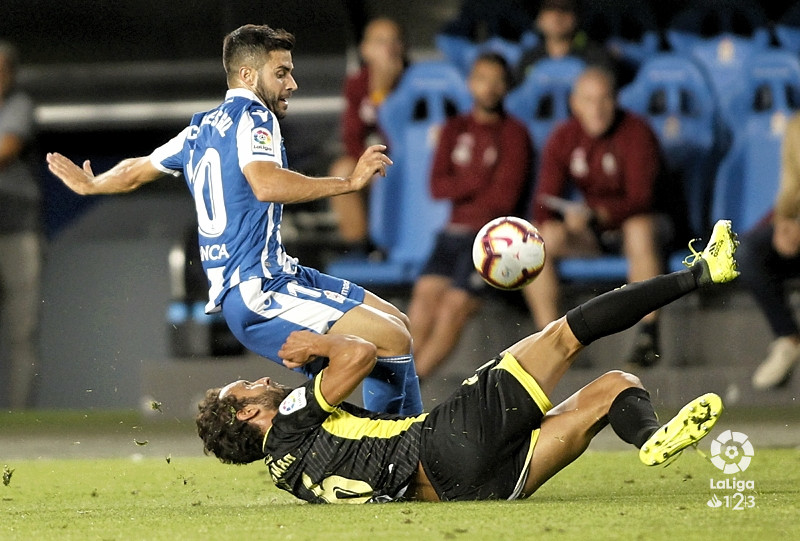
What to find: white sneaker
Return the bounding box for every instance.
[752,337,800,390]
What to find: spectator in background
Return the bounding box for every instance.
[328,17,407,255]
[739,113,800,391]
[0,41,40,409]
[524,66,668,369]
[407,53,533,379]
[514,0,615,86]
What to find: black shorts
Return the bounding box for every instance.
[419,353,553,501]
[420,230,489,295]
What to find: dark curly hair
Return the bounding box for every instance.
[196,388,268,465]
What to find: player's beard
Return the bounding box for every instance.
[255,81,288,119]
[253,385,292,410]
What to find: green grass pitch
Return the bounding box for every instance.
[1,411,797,540]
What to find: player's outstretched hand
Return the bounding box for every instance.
[46,152,97,195]
[279,330,320,369]
[349,144,393,191]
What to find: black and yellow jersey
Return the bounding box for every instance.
[263,373,428,504]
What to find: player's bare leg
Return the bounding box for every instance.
[511,260,709,397]
[361,289,410,330]
[521,370,646,496]
[331,289,422,414]
[329,300,410,358]
[504,317,583,397]
[512,219,740,491]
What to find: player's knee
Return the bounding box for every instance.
[382,316,412,355]
[369,294,411,330]
[398,311,411,330]
[599,370,644,396]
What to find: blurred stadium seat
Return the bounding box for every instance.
[435,31,537,76]
[711,50,800,233]
[326,61,472,286]
[666,0,771,55]
[775,2,800,53]
[505,56,585,153]
[775,24,800,53]
[618,53,718,238]
[686,34,768,137]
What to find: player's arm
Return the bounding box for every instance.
[46,153,164,196]
[243,144,392,204]
[278,330,377,406]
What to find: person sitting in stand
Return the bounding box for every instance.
[406,52,533,379]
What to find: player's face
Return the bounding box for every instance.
[219,377,291,410]
[571,73,616,137]
[253,50,297,119]
[468,60,508,113]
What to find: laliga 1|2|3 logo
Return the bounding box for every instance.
[706,430,756,510]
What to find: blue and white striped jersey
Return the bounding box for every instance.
[150,88,298,312]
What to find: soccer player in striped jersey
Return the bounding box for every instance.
[196,220,739,503]
[46,24,422,415]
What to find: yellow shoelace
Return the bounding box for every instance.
[682,238,704,268]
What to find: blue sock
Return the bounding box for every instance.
[400,356,423,415]
[363,354,422,415]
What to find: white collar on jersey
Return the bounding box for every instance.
[225,88,266,107]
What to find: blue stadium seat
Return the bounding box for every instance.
[666,0,771,56]
[607,31,661,69]
[505,56,586,152]
[667,29,770,57]
[775,24,800,54]
[775,3,800,53]
[710,51,800,233]
[681,34,768,136]
[326,61,472,286]
[724,49,800,127]
[710,116,786,233]
[435,32,538,76]
[435,33,477,75]
[618,53,718,237]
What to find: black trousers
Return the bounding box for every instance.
[737,222,800,337]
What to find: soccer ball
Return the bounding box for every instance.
[472,216,546,290]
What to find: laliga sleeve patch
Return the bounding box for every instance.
[279,387,307,415]
[252,127,275,155]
